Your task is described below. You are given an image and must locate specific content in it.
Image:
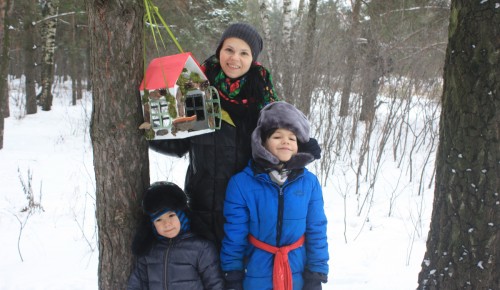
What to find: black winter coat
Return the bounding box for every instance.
[127,231,224,290]
[149,58,277,249]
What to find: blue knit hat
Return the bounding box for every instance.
[216,23,263,61]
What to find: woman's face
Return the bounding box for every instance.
[264,128,298,163]
[219,37,253,79]
[153,211,181,239]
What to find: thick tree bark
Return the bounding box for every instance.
[417,1,500,289]
[86,1,149,289]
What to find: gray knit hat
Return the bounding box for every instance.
[216,23,263,61]
[251,101,314,169]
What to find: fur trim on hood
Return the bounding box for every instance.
[251,101,314,170]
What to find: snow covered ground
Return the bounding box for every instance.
[0,77,434,289]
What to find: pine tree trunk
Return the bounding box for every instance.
[39,0,58,111]
[359,30,381,122]
[339,0,361,117]
[86,0,149,289]
[0,0,11,149]
[23,0,37,115]
[71,10,77,106]
[297,0,317,115]
[417,1,500,289]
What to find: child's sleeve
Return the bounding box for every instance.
[220,176,250,272]
[305,175,329,275]
[127,258,148,290]
[198,240,224,290]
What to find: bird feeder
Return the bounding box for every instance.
[139,52,221,140]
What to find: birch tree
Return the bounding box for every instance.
[258,0,273,69]
[279,0,295,103]
[38,0,59,111]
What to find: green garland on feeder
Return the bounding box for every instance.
[142,90,150,104]
[145,128,155,140]
[177,70,190,96]
[165,93,177,119]
[189,72,203,84]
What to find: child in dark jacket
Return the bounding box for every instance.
[127,181,224,290]
[220,101,329,290]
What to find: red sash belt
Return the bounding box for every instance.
[248,234,305,290]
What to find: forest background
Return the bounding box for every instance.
[5,0,496,290]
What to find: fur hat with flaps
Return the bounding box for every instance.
[132,181,190,256]
[251,101,314,170]
[142,181,188,217]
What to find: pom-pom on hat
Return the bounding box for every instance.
[216,22,263,61]
[142,181,188,218]
[251,101,314,169]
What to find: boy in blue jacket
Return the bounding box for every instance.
[220,101,329,290]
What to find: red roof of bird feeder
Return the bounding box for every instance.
[139,52,206,91]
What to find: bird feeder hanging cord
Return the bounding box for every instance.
[142,0,184,98]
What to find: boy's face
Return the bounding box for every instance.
[219,37,253,79]
[153,211,181,239]
[264,128,298,163]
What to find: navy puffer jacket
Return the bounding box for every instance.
[127,231,224,290]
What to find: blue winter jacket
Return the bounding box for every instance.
[220,162,329,290]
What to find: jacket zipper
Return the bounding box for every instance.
[277,186,284,246]
[256,173,302,247]
[164,239,173,290]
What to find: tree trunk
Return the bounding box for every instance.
[0,0,11,149]
[417,1,500,289]
[23,0,37,115]
[280,0,293,103]
[258,0,273,69]
[86,1,149,289]
[339,0,361,117]
[71,9,77,106]
[297,0,317,115]
[359,29,381,122]
[39,0,59,111]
